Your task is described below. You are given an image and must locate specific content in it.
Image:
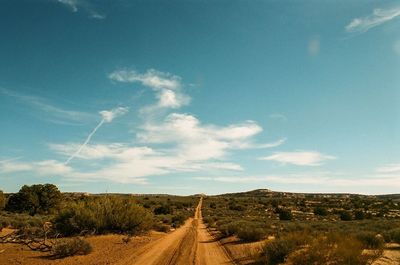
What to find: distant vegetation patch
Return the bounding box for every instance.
[55,196,153,236]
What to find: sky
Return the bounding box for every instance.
[0,0,400,195]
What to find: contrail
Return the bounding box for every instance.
[64,107,128,165]
[65,119,105,165]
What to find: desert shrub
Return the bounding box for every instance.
[153,223,170,232]
[209,202,217,209]
[340,211,353,221]
[236,225,266,242]
[263,231,310,264]
[171,214,186,228]
[355,232,385,249]
[287,233,381,265]
[313,206,328,216]
[261,232,310,265]
[228,203,245,211]
[219,222,240,237]
[278,209,292,221]
[203,217,217,228]
[55,196,153,236]
[154,205,173,215]
[0,190,5,210]
[383,228,400,243]
[354,210,366,220]
[6,184,61,215]
[52,237,92,258]
[0,211,48,229]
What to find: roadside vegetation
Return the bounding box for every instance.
[202,189,400,264]
[0,184,197,259]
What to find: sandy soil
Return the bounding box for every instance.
[0,230,163,265]
[372,244,400,265]
[119,197,233,265]
[196,198,233,265]
[0,198,235,265]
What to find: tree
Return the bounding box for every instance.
[0,190,5,210]
[6,184,62,215]
[340,211,353,221]
[154,204,173,215]
[354,210,365,220]
[314,206,328,216]
[279,209,293,220]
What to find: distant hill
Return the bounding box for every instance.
[216,189,400,200]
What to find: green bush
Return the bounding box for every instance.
[154,205,173,215]
[0,190,5,210]
[52,237,92,258]
[6,184,61,215]
[171,214,186,228]
[228,203,245,211]
[383,228,400,243]
[355,232,385,249]
[0,212,47,229]
[287,233,381,265]
[236,225,266,242]
[340,211,353,221]
[219,222,240,237]
[279,209,292,221]
[354,210,366,220]
[55,196,153,236]
[263,239,294,265]
[313,206,328,216]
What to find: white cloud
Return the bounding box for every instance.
[89,11,106,20]
[0,159,71,176]
[346,6,400,33]
[99,107,129,123]
[109,69,181,90]
[65,106,129,164]
[109,69,190,110]
[56,0,105,19]
[45,111,267,182]
[57,0,78,12]
[3,68,287,184]
[376,163,400,174]
[269,113,287,122]
[0,160,32,173]
[137,113,269,161]
[260,151,335,166]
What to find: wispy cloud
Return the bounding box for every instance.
[260,151,335,166]
[56,0,106,19]
[109,69,190,110]
[46,107,274,182]
[269,113,287,122]
[346,6,400,33]
[57,0,78,12]
[3,68,286,184]
[65,107,128,164]
[0,159,71,175]
[376,163,400,174]
[0,88,94,124]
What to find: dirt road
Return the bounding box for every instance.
[119,197,233,265]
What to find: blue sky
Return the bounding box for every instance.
[0,0,399,195]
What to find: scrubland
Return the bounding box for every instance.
[202,189,400,264]
[1,186,400,264]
